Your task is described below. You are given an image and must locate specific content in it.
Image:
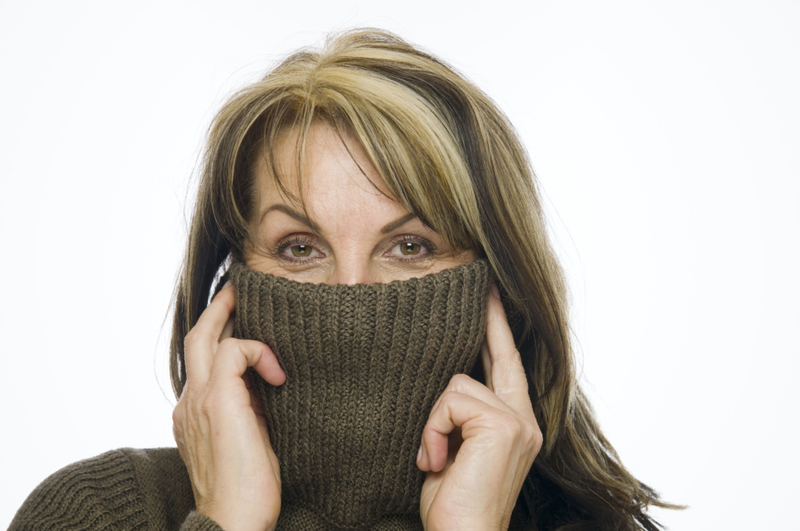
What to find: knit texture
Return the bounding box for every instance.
[9,447,221,530]
[229,258,492,531]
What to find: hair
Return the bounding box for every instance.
[169,28,680,530]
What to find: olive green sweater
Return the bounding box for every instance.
[9,446,534,530]
[9,447,221,530]
[11,260,531,530]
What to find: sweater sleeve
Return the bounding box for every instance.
[179,511,225,531]
[8,447,224,531]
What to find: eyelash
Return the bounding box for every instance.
[273,234,437,263]
[391,235,437,261]
[274,235,321,263]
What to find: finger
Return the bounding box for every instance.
[419,391,502,473]
[244,373,267,419]
[430,374,514,420]
[486,284,531,414]
[481,340,493,392]
[421,374,515,469]
[253,343,286,386]
[207,338,269,396]
[183,281,235,381]
[220,314,234,342]
[214,345,283,487]
[196,280,236,341]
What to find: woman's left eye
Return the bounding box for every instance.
[389,237,435,260]
[400,242,421,255]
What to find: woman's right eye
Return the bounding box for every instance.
[276,235,324,262]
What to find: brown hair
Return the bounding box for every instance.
[170,28,680,530]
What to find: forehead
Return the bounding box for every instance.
[250,122,410,232]
[254,121,394,201]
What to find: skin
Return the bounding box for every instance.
[172,122,543,531]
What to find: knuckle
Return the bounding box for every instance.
[446,373,474,393]
[520,422,536,444]
[498,348,525,371]
[533,433,543,454]
[489,412,527,441]
[500,416,524,439]
[533,426,544,451]
[199,393,220,418]
[171,404,184,426]
[217,337,249,361]
[172,424,185,450]
[439,389,459,406]
[183,329,201,350]
[519,420,543,453]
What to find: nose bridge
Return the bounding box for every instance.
[326,228,380,285]
[330,256,376,285]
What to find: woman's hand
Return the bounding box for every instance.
[172,281,287,531]
[418,284,543,531]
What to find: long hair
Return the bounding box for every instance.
[169,28,679,530]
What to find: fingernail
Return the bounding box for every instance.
[223,279,232,289]
[490,283,500,300]
[416,445,423,463]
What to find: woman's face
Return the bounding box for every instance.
[245,122,476,284]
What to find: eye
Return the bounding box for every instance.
[291,244,312,257]
[388,236,436,261]
[400,242,421,255]
[276,235,323,262]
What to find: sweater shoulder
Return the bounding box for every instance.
[9,448,195,531]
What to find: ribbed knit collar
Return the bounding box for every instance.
[229,259,492,530]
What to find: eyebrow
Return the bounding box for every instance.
[261,205,321,232]
[260,205,417,235]
[380,212,417,234]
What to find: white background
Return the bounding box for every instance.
[1,1,798,529]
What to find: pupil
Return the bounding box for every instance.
[402,242,420,255]
[292,245,309,257]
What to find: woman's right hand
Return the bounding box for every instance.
[172,280,286,531]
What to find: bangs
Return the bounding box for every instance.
[246,66,484,256]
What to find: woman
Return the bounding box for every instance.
[11,28,676,530]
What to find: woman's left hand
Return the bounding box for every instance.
[418,284,543,531]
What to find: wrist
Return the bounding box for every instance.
[199,503,278,531]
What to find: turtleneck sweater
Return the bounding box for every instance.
[228,258,491,530]
[10,259,532,530]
